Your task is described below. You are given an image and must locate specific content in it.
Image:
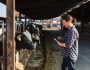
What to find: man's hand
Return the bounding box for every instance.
[58,42,66,48]
[54,38,66,48]
[57,36,62,40]
[57,36,64,41]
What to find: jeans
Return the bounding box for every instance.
[61,56,76,70]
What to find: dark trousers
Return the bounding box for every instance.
[61,56,75,70]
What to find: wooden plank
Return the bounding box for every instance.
[6,0,15,70]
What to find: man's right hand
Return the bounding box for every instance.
[57,36,64,41]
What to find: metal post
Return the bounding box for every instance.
[6,0,16,70]
[19,13,22,32]
[25,16,27,29]
[2,21,5,70]
[81,7,85,34]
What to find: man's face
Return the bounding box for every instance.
[62,20,69,28]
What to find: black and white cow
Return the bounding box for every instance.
[0,28,37,55]
[16,30,35,50]
[0,22,41,69]
[26,23,40,44]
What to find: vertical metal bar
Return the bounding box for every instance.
[24,17,26,31]
[2,21,5,70]
[6,0,15,70]
[19,13,22,32]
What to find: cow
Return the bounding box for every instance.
[26,23,40,44]
[16,30,35,50]
[0,22,41,69]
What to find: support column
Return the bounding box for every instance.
[81,21,84,34]
[81,7,85,34]
[6,0,16,70]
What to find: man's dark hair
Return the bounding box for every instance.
[61,14,73,22]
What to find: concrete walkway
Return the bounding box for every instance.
[76,35,90,70]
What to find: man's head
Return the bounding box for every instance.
[61,14,73,28]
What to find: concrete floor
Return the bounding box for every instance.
[76,35,90,70]
[44,30,90,70]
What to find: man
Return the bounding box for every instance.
[54,14,79,70]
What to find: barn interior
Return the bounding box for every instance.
[0,0,90,70]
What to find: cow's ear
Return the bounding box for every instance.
[27,26,29,30]
[17,35,22,41]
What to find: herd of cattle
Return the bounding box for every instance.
[0,22,43,69]
[16,23,42,50]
